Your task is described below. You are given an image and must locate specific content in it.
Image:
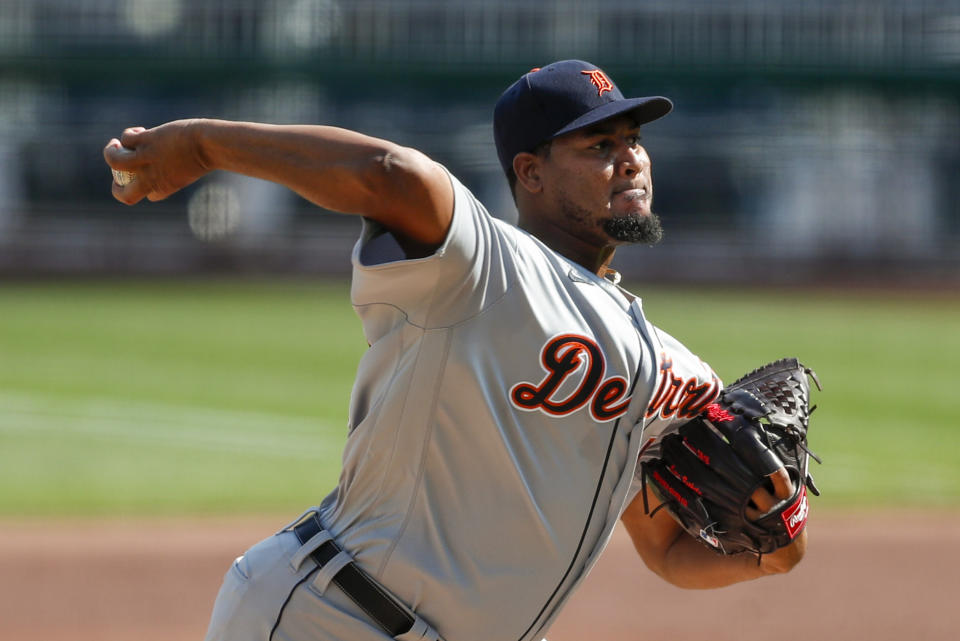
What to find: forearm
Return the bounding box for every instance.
[193,119,404,215]
[106,118,453,250]
[620,492,806,589]
[643,525,804,589]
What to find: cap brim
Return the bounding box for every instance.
[552,96,673,139]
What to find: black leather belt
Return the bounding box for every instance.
[293,515,414,638]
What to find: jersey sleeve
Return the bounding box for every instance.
[638,325,723,460]
[623,326,722,508]
[350,166,519,336]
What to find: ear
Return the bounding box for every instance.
[513,152,543,194]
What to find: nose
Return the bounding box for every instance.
[616,144,645,178]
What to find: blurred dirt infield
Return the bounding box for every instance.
[1,512,957,641]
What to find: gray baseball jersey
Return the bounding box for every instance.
[317,170,717,639]
[203,169,718,641]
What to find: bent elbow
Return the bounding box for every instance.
[361,145,426,202]
[356,145,451,247]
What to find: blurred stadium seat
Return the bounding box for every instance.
[0,0,957,285]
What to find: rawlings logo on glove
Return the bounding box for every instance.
[641,358,821,557]
[782,488,809,538]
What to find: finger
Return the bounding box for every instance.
[111,174,148,205]
[120,126,147,148]
[102,138,121,164]
[103,139,140,171]
[745,468,796,521]
[768,468,794,500]
[745,484,778,520]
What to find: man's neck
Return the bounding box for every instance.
[519,218,617,276]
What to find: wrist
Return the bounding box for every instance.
[185,117,216,173]
[760,528,808,575]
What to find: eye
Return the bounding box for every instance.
[626,134,643,147]
[590,140,611,152]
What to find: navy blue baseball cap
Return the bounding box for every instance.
[493,60,672,177]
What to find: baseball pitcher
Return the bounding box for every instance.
[104,60,817,641]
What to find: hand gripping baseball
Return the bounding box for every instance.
[103,120,211,205]
[641,359,821,557]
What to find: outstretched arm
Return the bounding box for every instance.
[620,472,807,589]
[103,119,453,256]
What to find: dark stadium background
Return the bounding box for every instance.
[1,0,957,286]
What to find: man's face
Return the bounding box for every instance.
[537,115,662,246]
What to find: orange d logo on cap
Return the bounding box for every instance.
[581,69,614,96]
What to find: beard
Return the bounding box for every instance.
[603,211,664,245]
[554,188,664,246]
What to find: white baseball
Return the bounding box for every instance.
[112,169,136,186]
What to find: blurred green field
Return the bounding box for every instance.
[1,279,957,517]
